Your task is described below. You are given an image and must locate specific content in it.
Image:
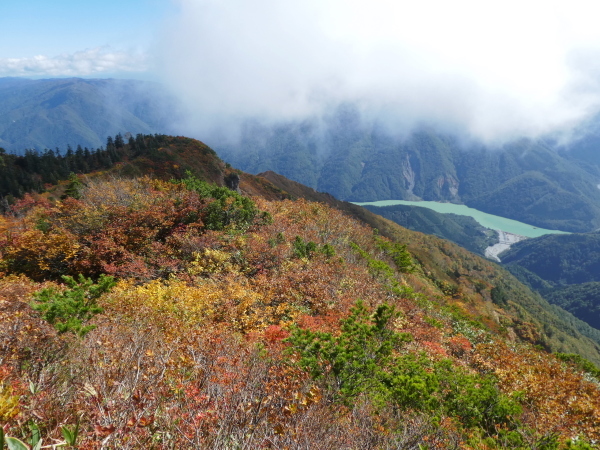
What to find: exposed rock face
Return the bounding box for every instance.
[446,175,459,198]
[224,173,240,192]
[402,155,416,196]
[484,231,527,262]
[436,174,460,200]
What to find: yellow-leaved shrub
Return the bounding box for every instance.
[104,276,271,333]
[3,229,80,280]
[188,249,240,275]
[0,383,19,422]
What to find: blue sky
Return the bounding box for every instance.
[0,0,174,77]
[4,0,600,142]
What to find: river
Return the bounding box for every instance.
[353,200,569,238]
[353,200,569,261]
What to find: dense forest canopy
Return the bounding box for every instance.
[500,232,600,332]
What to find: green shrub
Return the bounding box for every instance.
[376,238,416,273]
[555,353,600,379]
[287,301,412,402]
[178,173,259,231]
[287,300,523,440]
[350,242,416,299]
[320,243,336,257]
[384,353,439,410]
[435,359,522,434]
[31,274,116,336]
[61,172,83,200]
[564,438,596,449]
[491,285,509,306]
[293,236,336,259]
[293,236,318,259]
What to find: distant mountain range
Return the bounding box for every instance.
[0,77,180,153]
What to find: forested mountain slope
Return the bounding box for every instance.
[500,232,600,331]
[1,135,600,448]
[501,232,600,286]
[544,283,600,330]
[217,109,600,232]
[557,113,600,177]
[0,134,230,200]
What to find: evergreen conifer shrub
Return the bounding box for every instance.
[31,274,116,336]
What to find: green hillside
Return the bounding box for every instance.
[544,283,600,330]
[501,233,600,285]
[499,232,600,331]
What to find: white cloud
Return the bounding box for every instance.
[158,0,600,143]
[0,47,148,77]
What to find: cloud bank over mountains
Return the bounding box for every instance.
[0,47,148,78]
[4,0,600,144]
[158,0,600,143]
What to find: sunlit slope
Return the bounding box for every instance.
[3,134,599,363]
[260,170,600,363]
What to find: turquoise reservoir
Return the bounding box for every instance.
[353,200,569,238]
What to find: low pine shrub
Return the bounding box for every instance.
[31,274,116,336]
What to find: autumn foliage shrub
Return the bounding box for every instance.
[178,172,265,231]
[0,175,268,281]
[1,173,600,448]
